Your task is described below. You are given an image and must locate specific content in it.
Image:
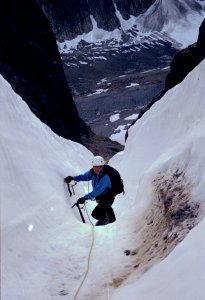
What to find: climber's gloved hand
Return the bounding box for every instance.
[77,197,86,205]
[64,176,74,183]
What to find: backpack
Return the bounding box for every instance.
[100,165,124,197]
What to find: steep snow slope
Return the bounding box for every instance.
[110,60,205,298]
[1,60,205,300]
[111,218,205,300]
[0,75,94,299]
[113,60,205,209]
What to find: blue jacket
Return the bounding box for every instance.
[74,169,112,200]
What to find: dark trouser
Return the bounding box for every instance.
[91,198,116,225]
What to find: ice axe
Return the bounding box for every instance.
[65,181,86,223]
[72,202,86,223]
[65,181,77,197]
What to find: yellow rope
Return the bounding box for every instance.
[73,224,95,300]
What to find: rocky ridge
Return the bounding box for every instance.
[36,0,155,41]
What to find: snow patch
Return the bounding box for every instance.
[79,61,88,65]
[87,88,108,96]
[110,124,128,145]
[110,113,120,122]
[113,2,138,31]
[125,83,139,88]
[124,114,139,121]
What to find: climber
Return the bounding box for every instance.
[64,156,116,226]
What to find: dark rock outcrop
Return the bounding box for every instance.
[87,0,120,31]
[36,0,154,41]
[114,0,155,20]
[0,0,87,142]
[36,0,93,40]
[198,18,205,49]
[37,0,120,41]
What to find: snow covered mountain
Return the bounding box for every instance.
[39,0,204,47]
[138,0,202,32]
[56,0,205,52]
[1,52,205,300]
[53,0,205,98]
[137,0,205,49]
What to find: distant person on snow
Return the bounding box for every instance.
[64,156,116,226]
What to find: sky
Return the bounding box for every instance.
[1,54,205,300]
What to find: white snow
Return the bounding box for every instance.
[125,83,139,88]
[161,66,170,70]
[87,88,108,96]
[97,78,109,86]
[79,61,88,65]
[109,113,139,144]
[110,113,120,122]
[57,15,121,53]
[141,68,157,73]
[0,75,94,300]
[124,113,139,120]
[93,56,107,60]
[137,0,205,48]
[163,11,205,48]
[1,59,205,300]
[113,2,137,31]
[110,124,128,145]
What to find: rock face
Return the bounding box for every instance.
[0,0,87,143]
[36,0,155,40]
[36,0,94,40]
[114,0,155,20]
[198,18,205,48]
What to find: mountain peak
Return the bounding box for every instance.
[137,0,203,32]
